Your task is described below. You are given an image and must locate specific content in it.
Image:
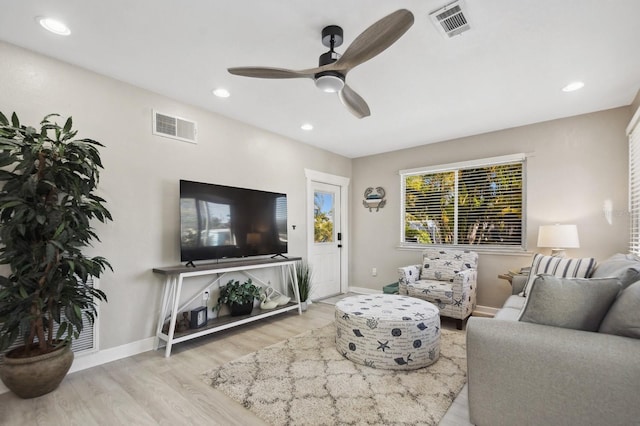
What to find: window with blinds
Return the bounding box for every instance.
[628,110,640,254]
[400,154,526,249]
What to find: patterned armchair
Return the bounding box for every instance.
[398,248,478,329]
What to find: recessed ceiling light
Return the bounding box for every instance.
[37,17,71,36]
[301,123,314,131]
[212,88,230,98]
[562,81,585,92]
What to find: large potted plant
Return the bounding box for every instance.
[0,112,112,398]
[216,278,261,316]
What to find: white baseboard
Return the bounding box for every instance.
[0,336,156,396]
[473,305,498,318]
[69,337,156,373]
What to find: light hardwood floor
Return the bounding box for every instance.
[0,302,472,425]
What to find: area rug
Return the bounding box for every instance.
[202,323,467,425]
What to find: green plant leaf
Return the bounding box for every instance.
[56,322,67,340]
[0,200,22,209]
[63,117,73,133]
[53,222,65,238]
[18,285,28,299]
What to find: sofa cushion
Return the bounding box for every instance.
[518,274,621,331]
[420,258,462,282]
[522,253,595,296]
[590,253,640,288]
[502,295,526,311]
[599,281,640,338]
[406,279,454,305]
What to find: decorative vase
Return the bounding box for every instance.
[300,301,308,312]
[0,343,74,399]
[229,301,254,316]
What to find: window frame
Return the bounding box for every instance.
[399,153,527,252]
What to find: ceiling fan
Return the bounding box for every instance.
[228,9,415,119]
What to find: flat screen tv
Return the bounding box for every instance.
[180,180,288,263]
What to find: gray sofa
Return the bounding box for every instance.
[466,253,640,426]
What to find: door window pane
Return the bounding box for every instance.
[314,191,334,243]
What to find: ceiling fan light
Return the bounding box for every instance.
[315,74,345,93]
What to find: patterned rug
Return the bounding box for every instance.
[202,323,467,425]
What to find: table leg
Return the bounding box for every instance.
[288,263,302,314]
[154,275,175,350]
[164,275,184,357]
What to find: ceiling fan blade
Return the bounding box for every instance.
[333,9,414,72]
[228,66,318,79]
[339,84,371,119]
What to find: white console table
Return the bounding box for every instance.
[152,257,302,357]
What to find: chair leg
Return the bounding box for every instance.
[456,318,463,330]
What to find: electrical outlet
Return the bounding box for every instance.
[372,267,377,277]
[203,291,209,301]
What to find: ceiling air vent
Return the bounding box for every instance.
[429,0,470,38]
[153,110,197,144]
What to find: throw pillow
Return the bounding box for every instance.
[599,281,640,338]
[420,258,462,282]
[518,274,621,332]
[590,253,640,289]
[522,253,596,296]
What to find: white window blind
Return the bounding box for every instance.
[629,109,640,254]
[400,154,526,249]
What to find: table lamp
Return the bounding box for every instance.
[537,224,580,257]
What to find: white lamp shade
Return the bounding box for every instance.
[537,224,580,248]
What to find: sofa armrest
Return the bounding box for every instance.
[511,274,528,295]
[466,317,640,426]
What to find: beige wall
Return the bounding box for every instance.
[0,41,352,350]
[350,107,632,309]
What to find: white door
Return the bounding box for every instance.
[308,182,342,299]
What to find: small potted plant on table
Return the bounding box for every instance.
[216,278,261,316]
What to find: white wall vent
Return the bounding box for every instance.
[153,110,197,144]
[429,0,470,38]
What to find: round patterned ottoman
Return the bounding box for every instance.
[335,294,440,370]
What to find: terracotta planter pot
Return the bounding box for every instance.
[0,343,74,399]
